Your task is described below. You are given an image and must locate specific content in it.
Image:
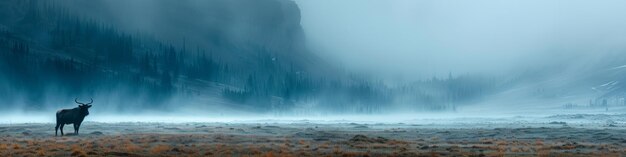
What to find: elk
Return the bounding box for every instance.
[55,98,93,136]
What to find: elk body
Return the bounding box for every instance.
[55,98,92,136]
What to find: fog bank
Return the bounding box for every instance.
[297,0,626,79]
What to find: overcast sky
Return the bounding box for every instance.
[296,0,626,79]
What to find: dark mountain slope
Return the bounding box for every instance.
[0,0,506,114]
[0,0,388,114]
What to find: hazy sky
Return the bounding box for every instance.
[296,0,626,79]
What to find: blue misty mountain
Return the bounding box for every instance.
[0,0,390,114]
[0,0,319,111]
[0,0,514,114]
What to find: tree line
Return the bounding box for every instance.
[0,1,502,113]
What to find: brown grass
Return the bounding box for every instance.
[0,130,621,157]
[151,144,171,154]
[536,146,551,157]
[36,149,46,156]
[71,150,87,157]
[124,143,142,152]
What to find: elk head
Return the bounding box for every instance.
[75,98,93,116]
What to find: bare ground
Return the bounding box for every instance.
[0,122,625,156]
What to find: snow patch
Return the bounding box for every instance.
[610,65,626,70]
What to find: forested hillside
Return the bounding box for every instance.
[0,0,502,114]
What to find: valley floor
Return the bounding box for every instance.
[0,120,625,156]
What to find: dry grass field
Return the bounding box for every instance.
[0,122,625,156]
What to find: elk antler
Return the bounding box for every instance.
[75,98,83,105]
[87,98,93,105]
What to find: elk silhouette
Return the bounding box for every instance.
[55,98,93,136]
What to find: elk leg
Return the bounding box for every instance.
[59,124,65,136]
[73,124,79,135]
[76,124,80,135]
[55,123,60,136]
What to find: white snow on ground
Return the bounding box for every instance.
[1,111,625,129]
[611,65,626,70]
[601,81,619,88]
